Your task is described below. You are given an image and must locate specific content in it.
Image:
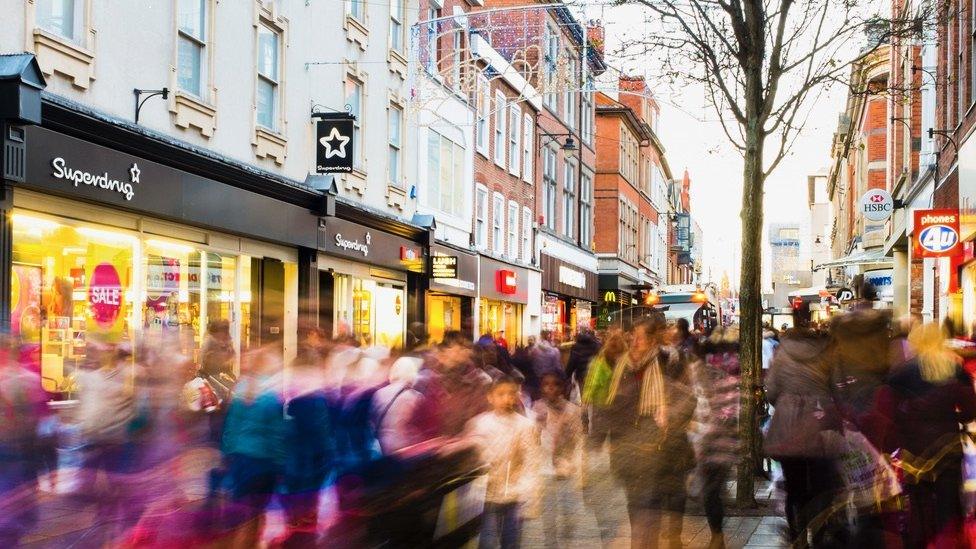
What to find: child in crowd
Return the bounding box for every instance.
[532,372,584,549]
[466,376,540,549]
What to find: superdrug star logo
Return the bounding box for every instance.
[319,127,350,159]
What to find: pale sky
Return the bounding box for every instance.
[580,2,851,287]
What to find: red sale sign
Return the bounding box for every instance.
[89,262,123,328]
[913,209,962,258]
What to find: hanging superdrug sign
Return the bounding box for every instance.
[314,112,355,174]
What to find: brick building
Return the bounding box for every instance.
[592,76,673,329]
[474,1,607,338]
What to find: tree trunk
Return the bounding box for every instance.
[735,121,765,507]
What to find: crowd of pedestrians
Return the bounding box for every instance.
[4,304,976,547]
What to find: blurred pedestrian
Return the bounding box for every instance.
[466,376,540,549]
[879,323,976,547]
[0,343,44,546]
[764,328,844,545]
[565,328,601,402]
[530,330,562,381]
[219,345,285,546]
[652,338,698,549]
[410,331,491,441]
[594,315,672,548]
[697,327,741,549]
[276,336,333,547]
[533,371,583,548]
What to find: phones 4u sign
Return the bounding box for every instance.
[314,113,355,173]
[913,209,962,258]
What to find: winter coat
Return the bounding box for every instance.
[281,372,334,493]
[566,333,601,387]
[595,351,671,483]
[466,410,540,504]
[221,375,286,465]
[697,342,740,468]
[529,342,562,379]
[410,362,491,440]
[829,310,892,422]
[655,375,697,480]
[877,361,976,480]
[582,354,615,407]
[764,333,843,459]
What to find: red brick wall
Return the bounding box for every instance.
[473,75,538,260]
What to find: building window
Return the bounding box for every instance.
[476,185,489,249]
[37,0,80,40]
[426,130,465,216]
[580,172,592,249]
[349,0,365,21]
[563,54,578,129]
[177,0,207,98]
[452,29,462,91]
[581,79,595,145]
[522,206,533,262]
[494,91,507,167]
[562,159,576,238]
[507,201,519,259]
[492,193,505,254]
[390,0,404,52]
[508,104,521,177]
[425,7,439,73]
[476,75,490,155]
[522,114,534,183]
[543,148,558,230]
[256,23,281,131]
[543,25,559,110]
[388,104,403,187]
[345,78,363,168]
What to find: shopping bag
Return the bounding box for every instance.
[837,427,902,510]
[962,431,976,515]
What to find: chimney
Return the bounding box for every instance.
[587,20,605,57]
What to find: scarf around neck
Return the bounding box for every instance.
[607,350,667,424]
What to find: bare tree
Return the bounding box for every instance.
[610,0,925,505]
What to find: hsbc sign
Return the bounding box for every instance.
[859,189,894,222]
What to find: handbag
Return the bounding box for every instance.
[763,393,845,459]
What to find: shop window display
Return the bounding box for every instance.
[479,298,522,349]
[333,274,406,349]
[427,295,462,344]
[12,214,137,395]
[11,213,256,397]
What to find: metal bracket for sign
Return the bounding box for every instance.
[311,103,356,120]
[133,87,169,125]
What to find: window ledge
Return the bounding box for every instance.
[388,49,408,80]
[253,126,287,165]
[171,91,217,138]
[343,168,367,196]
[386,185,408,211]
[33,29,95,89]
[344,15,369,51]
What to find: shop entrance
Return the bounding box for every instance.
[320,270,407,349]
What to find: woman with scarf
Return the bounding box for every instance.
[592,315,674,548]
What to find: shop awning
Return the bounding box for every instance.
[812,248,892,271]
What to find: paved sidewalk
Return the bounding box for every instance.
[18,445,789,548]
